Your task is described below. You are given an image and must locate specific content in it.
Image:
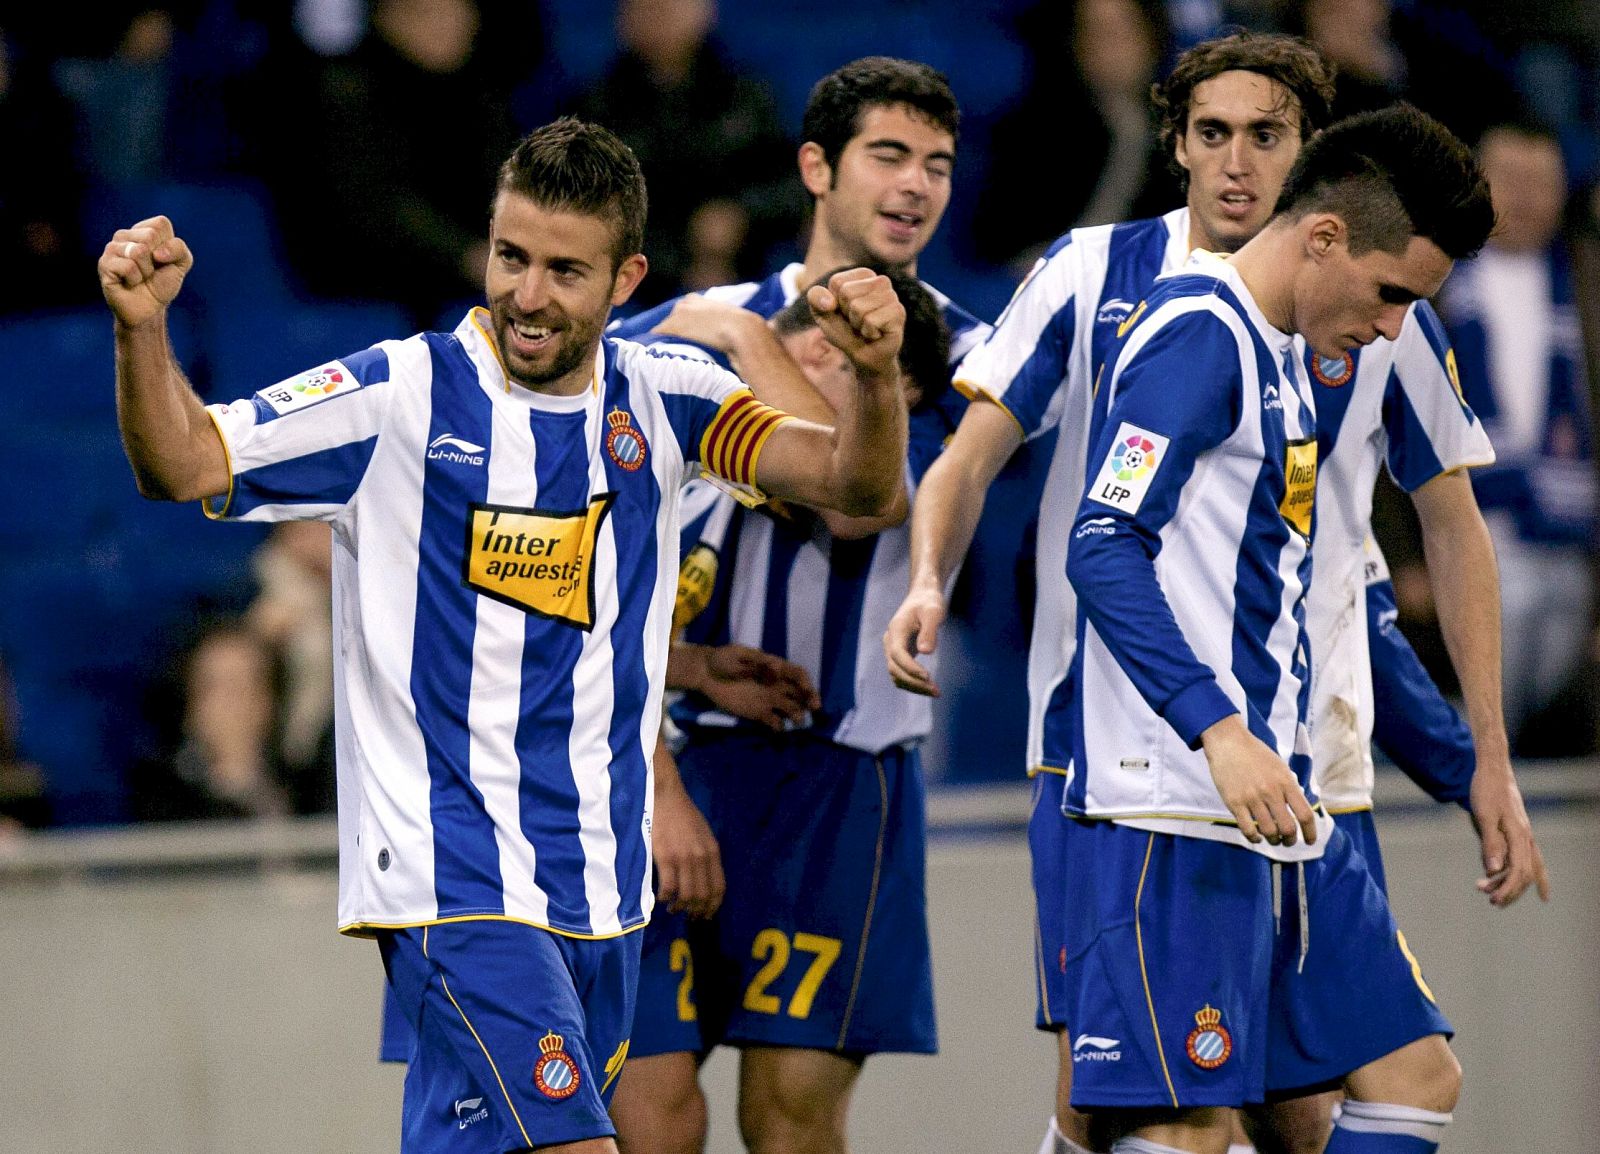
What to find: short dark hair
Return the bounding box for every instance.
[495,117,648,267]
[888,271,950,411]
[801,57,960,171]
[1153,31,1337,182]
[775,267,950,411]
[1272,104,1496,260]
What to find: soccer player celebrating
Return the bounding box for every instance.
[604,56,989,1154]
[885,30,1547,1154]
[98,118,911,1154]
[1059,104,1492,1154]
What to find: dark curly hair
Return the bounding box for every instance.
[1152,31,1337,186]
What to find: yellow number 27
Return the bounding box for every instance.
[742,929,843,1020]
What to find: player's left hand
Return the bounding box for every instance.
[1468,762,1550,906]
[655,293,762,354]
[699,644,819,729]
[807,268,904,383]
[652,755,725,919]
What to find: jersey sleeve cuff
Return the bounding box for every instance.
[1165,680,1238,749]
[200,405,238,520]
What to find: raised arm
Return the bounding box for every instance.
[98,215,229,503]
[751,269,908,517]
[1409,469,1550,904]
[883,399,1021,696]
[654,295,837,425]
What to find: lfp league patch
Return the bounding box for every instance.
[1088,422,1170,515]
[257,362,355,415]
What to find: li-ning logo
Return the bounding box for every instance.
[428,434,486,466]
[1096,298,1136,326]
[1072,1034,1122,1062]
[454,1097,488,1129]
[1263,384,1283,411]
[1074,516,1118,540]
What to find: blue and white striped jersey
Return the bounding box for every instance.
[669,406,950,753]
[1302,302,1492,810]
[1064,256,1332,860]
[204,308,789,938]
[614,264,989,753]
[953,208,1189,777]
[609,262,992,367]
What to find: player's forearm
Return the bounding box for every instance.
[1067,519,1234,746]
[114,318,229,503]
[665,642,710,694]
[820,366,907,515]
[1414,478,1511,765]
[1366,579,1476,806]
[723,317,837,425]
[906,449,988,597]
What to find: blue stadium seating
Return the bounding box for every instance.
[203,299,412,398]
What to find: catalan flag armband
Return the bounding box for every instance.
[698,390,791,507]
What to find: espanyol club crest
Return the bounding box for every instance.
[533,1030,581,1099]
[605,408,648,471]
[1311,351,1354,387]
[1185,1005,1232,1069]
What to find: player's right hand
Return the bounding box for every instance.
[807,268,904,383]
[652,757,726,919]
[98,215,192,329]
[1199,715,1318,847]
[883,587,945,697]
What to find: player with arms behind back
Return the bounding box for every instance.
[606,56,990,1154]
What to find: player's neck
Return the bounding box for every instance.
[800,240,916,292]
[1225,223,1298,335]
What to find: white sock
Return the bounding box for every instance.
[1110,1138,1190,1154]
[1329,1099,1452,1150]
[1038,1115,1096,1154]
[1228,1145,1257,1154]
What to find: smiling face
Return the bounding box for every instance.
[1292,222,1453,357]
[801,103,955,273]
[1177,69,1304,254]
[484,190,647,395]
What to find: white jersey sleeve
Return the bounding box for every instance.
[204,345,398,522]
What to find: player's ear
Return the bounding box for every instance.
[799,142,832,198]
[1305,213,1344,260]
[610,253,648,306]
[788,326,834,371]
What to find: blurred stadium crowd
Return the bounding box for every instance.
[1,0,1597,829]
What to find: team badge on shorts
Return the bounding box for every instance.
[1185,1005,1232,1069]
[1311,352,1354,387]
[605,408,648,471]
[533,1030,582,1100]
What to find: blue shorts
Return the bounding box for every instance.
[1058,820,1451,1110]
[1332,808,1387,894]
[1029,771,1071,1031]
[631,730,935,1057]
[378,919,640,1151]
[381,982,413,1063]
